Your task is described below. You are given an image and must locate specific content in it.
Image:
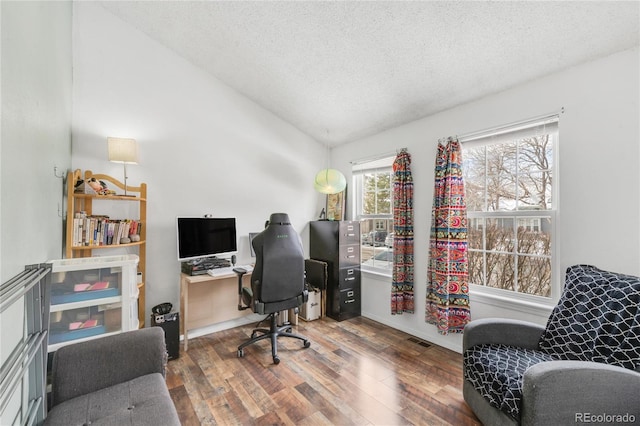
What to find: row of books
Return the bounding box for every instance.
[72,212,142,247]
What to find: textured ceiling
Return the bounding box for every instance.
[99,1,639,146]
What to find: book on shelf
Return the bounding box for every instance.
[72,212,141,247]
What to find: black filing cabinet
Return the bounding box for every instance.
[310,220,361,321]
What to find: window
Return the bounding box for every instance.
[352,156,395,272]
[462,116,558,300]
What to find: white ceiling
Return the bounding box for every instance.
[98,1,639,146]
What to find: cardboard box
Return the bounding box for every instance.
[300,289,321,321]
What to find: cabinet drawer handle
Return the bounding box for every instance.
[347,247,354,253]
[345,299,355,304]
[347,291,354,297]
[345,277,355,281]
[346,233,356,237]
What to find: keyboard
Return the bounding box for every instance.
[206,267,234,277]
[207,264,253,277]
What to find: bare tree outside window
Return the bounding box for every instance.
[463,128,556,298]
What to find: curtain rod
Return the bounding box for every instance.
[350,148,406,165]
[458,107,564,143]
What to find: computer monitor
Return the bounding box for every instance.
[248,232,259,257]
[176,217,237,261]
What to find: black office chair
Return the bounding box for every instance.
[235,213,310,364]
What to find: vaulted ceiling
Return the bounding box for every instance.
[99,1,639,146]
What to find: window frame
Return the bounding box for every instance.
[352,156,395,275]
[461,116,560,304]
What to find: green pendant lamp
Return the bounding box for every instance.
[314,131,346,195]
[314,168,346,194]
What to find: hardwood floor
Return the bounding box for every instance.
[166,316,480,425]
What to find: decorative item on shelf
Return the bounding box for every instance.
[107,137,138,196]
[318,207,327,220]
[326,189,346,221]
[88,178,103,193]
[314,132,346,195]
[74,177,114,195]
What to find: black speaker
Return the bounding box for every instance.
[151,311,180,360]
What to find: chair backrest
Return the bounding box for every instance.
[251,213,305,304]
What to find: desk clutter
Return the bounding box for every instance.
[181,257,231,276]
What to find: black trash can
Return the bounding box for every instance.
[151,303,180,360]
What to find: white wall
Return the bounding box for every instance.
[1,1,72,280]
[333,47,640,352]
[0,1,72,423]
[71,3,328,324]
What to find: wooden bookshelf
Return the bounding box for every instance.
[65,169,146,327]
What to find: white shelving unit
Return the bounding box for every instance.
[47,254,139,352]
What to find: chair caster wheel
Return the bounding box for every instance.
[251,332,257,338]
[237,349,244,358]
[303,340,311,348]
[273,356,280,365]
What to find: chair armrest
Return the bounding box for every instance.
[463,318,545,352]
[50,327,167,406]
[521,361,640,426]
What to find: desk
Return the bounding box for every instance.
[180,271,252,351]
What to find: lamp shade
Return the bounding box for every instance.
[107,137,138,164]
[314,168,346,194]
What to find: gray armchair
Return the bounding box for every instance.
[463,265,640,425]
[46,327,180,425]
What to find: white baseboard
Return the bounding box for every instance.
[361,311,463,354]
[180,313,262,341]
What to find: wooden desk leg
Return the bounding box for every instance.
[181,276,189,351]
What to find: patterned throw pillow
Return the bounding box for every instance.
[538,264,640,371]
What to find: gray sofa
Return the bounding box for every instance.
[45,327,180,425]
[463,264,640,425]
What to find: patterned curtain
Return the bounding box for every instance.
[391,149,414,314]
[426,138,470,334]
